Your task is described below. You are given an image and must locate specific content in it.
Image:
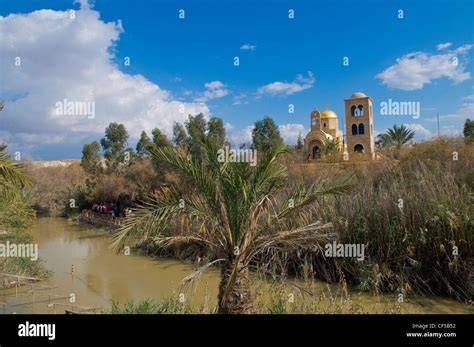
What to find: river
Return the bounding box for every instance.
[1,218,472,314]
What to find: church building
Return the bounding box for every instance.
[304,92,375,160]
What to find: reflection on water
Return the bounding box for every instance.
[0,218,472,314]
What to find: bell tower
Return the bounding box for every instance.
[344,92,375,159]
[310,109,321,130]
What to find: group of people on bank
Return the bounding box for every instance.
[91,202,131,218]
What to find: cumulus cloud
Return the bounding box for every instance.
[195,81,229,102]
[376,44,472,90]
[0,3,208,156]
[240,44,256,51]
[278,123,306,144]
[257,71,315,96]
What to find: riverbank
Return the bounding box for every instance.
[0,193,48,290]
[1,218,472,314]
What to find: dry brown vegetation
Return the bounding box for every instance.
[24,161,86,216]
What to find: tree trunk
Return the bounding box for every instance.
[217,261,253,314]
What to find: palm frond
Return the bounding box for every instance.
[0,150,33,189]
[181,258,225,287]
[111,189,182,250]
[248,221,336,262]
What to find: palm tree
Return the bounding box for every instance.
[321,138,340,160]
[381,124,415,149]
[375,133,392,148]
[0,145,32,198]
[112,137,352,314]
[0,100,31,199]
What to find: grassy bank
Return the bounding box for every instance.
[109,278,471,314]
[107,284,393,314]
[0,193,48,287]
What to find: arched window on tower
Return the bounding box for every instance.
[354,144,364,153]
[323,122,326,128]
[358,123,365,135]
[311,116,316,127]
[351,105,356,117]
[351,124,358,135]
[355,105,364,117]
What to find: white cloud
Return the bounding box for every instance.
[426,98,474,122]
[257,71,315,96]
[205,81,224,89]
[226,124,253,146]
[278,123,306,145]
[440,124,463,137]
[463,94,474,101]
[232,93,248,105]
[195,81,229,102]
[240,44,256,51]
[226,123,307,146]
[404,123,433,139]
[436,42,452,50]
[0,3,208,156]
[376,44,472,91]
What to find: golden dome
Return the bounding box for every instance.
[320,109,338,119]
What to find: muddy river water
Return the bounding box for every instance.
[1,218,472,314]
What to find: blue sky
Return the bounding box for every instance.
[0,0,473,159]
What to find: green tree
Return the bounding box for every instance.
[151,128,171,149]
[100,122,129,169]
[382,124,415,149]
[113,139,352,314]
[172,123,187,147]
[81,141,102,175]
[207,117,226,148]
[296,132,303,149]
[136,131,152,157]
[185,114,207,160]
[463,118,474,140]
[252,117,284,152]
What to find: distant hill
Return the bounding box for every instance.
[26,160,80,168]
